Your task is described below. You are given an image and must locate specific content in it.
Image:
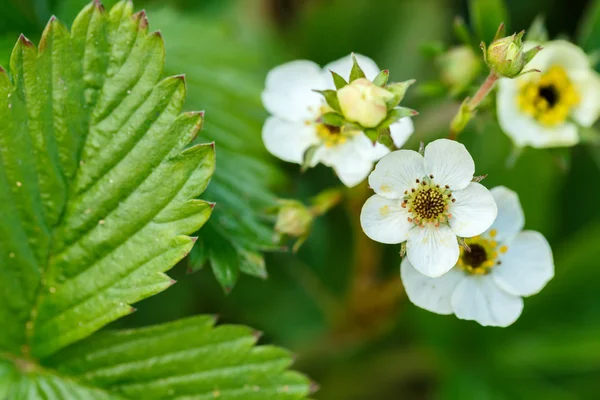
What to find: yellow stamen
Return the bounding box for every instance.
[516,65,580,126]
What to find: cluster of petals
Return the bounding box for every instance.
[261,54,414,187]
[361,139,497,277]
[401,186,554,327]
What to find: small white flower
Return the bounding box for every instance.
[401,186,554,327]
[261,54,414,187]
[497,40,600,148]
[360,139,497,277]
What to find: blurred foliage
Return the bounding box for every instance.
[2,0,600,399]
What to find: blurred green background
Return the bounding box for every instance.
[2,0,600,398]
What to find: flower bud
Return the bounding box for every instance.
[484,32,541,78]
[439,46,481,94]
[337,78,394,128]
[274,200,313,242]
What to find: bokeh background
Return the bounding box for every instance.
[1,0,599,398]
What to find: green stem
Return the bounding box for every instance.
[449,71,499,139]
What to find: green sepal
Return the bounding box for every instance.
[385,79,416,109]
[314,89,341,112]
[376,128,394,150]
[376,107,418,130]
[373,69,389,87]
[493,22,506,42]
[330,70,348,89]
[301,144,321,172]
[320,112,346,127]
[349,53,366,82]
[364,128,379,144]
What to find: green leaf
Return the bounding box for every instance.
[0,2,313,398]
[0,316,312,399]
[376,107,418,130]
[577,0,600,53]
[48,315,312,399]
[385,79,416,108]
[468,0,509,43]
[149,8,286,290]
[0,0,215,359]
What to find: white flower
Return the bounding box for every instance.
[401,186,554,327]
[360,139,497,277]
[261,54,414,187]
[497,40,600,148]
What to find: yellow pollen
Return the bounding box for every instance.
[457,233,509,275]
[516,65,580,126]
[404,177,453,226]
[313,105,359,147]
[379,205,390,216]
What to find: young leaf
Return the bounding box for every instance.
[0,0,216,360]
[468,0,509,43]
[577,0,600,53]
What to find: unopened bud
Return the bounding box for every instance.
[484,31,541,78]
[337,78,394,128]
[274,200,313,240]
[439,46,481,94]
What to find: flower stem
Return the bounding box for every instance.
[449,71,499,140]
[468,71,499,109]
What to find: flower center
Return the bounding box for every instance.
[313,106,358,147]
[402,176,454,226]
[517,65,580,126]
[458,229,508,275]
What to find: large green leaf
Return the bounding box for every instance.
[48,315,312,399]
[0,0,215,359]
[149,7,286,291]
[0,1,312,398]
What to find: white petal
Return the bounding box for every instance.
[407,224,459,278]
[493,231,554,297]
[423,139,474,190]
[451,277,523,327]
[368,150,425,199]
[390,117,414,148]
[351,133,390,162]
[497,75,579,149]
[323,53,381,88]
[525,40,591,72]
[360,195,413,244]
[449,182,498,238]
[488,186,524,242]
[572,70,600,127]
[262,117,320,164]
[320,140,374,187]
[262,60,328,121]
[401,258,463,315]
